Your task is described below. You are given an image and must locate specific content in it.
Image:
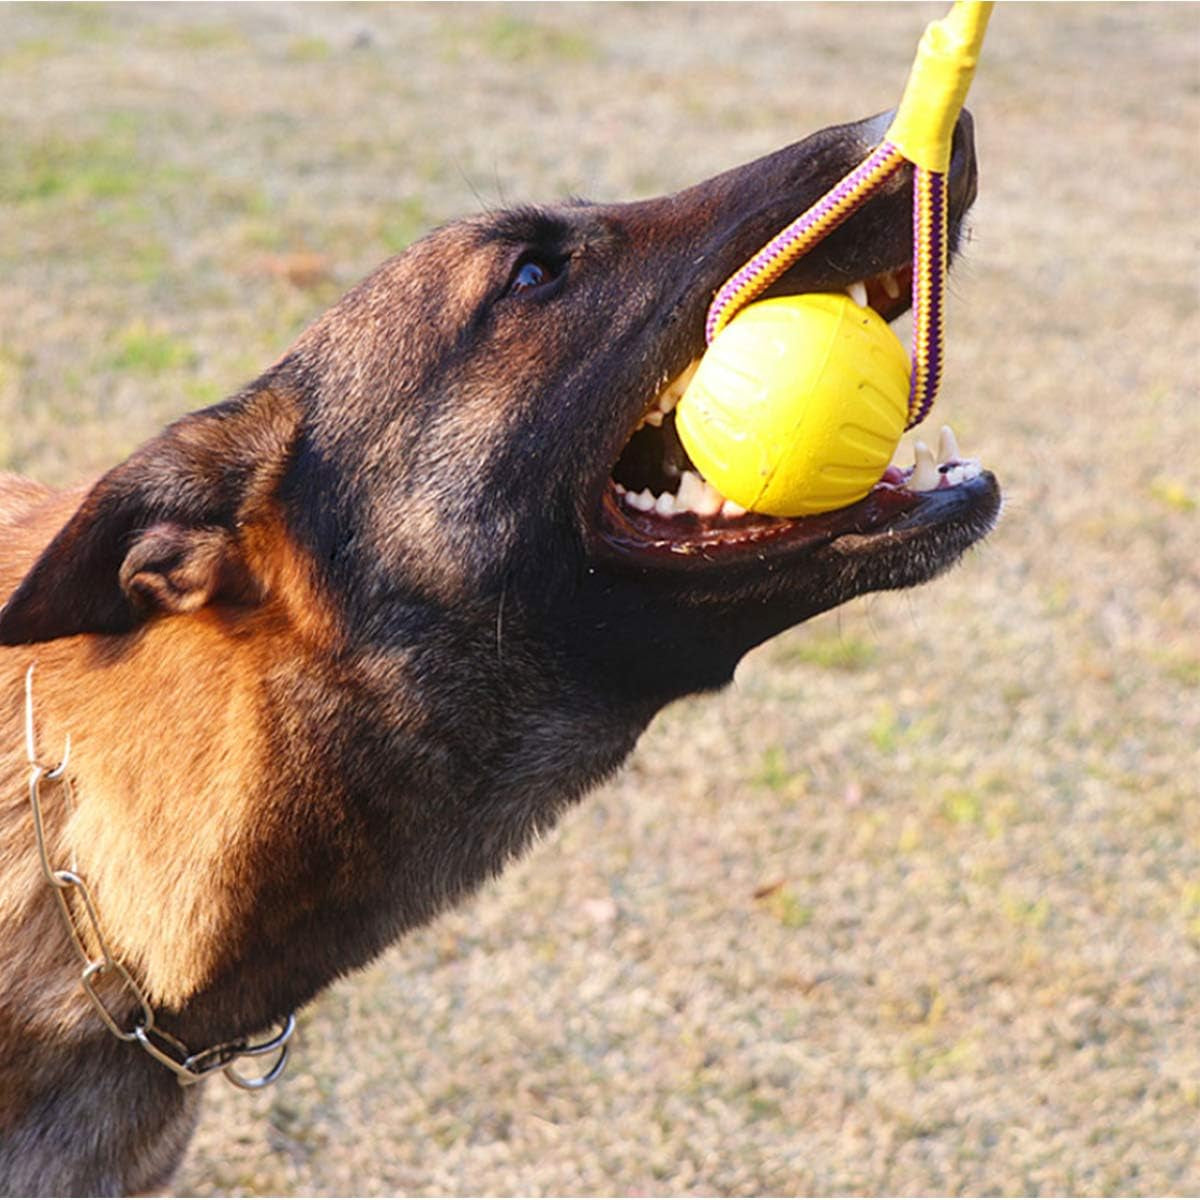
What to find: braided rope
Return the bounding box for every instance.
[705,141,907,344]
[907,165,948,429]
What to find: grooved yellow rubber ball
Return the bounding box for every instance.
[676,294,912,516]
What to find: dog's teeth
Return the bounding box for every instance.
[624,488,654,512]
[937,424,961,464]
[943,459,982,487]
[654,491,678,517]
[657,361,699,413]
[677,469,726,517]
[880,271,902,300]
[643,409,664,427]
[648,359,701,419]
[847,281,868,308]
[676,470,705,512]
[720,498,747,519]
[909,440,940,492]
[696,481,724,517]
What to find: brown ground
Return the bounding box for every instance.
[1,3,1197,1195]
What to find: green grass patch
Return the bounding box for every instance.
[445,13,596,65]
[379,197,433,254]
[147,22,247,52]
[942,789,983,826]
[869,702,899,752]
[0,36,62,71]
[755,883,813,930]
[65,4,115,41]
[754,746,790,791]
[182,379,226,409]
[106,323,197,375]
[1153,649,1200,688]
[782,632,878,672]
[940,779,1021,837]
[1183,882,1200,942]
[1149,476,1196,513]
[1,113,197,212]
[2,133,142,204]
[1002,891,1052,931]
[898,1032,980,1081]
[896,815,922,854]
[482,14,594,62]
[287,35,332,63]
[0,110,173,207]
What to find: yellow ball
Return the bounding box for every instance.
[676,294,912,516]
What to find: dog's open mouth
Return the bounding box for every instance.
[596,264,993,568]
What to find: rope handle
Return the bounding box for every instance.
[705,1,993,431]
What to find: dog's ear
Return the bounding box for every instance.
[0,384,302,645]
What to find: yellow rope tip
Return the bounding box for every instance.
[885,0,993,173]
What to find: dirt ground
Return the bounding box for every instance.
[1,3,1197,1196]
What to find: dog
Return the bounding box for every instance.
[0,107,996,1195]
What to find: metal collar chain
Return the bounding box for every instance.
[22,665,295,1091]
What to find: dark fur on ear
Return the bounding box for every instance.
[0,383,301,645]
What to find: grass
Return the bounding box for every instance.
[449,12,597,65]
[106,322,197,375]
[2,130,143,204]
[779,631,879,671]
[1,2,1196,1196]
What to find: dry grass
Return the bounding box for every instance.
[2,3,1197,1195]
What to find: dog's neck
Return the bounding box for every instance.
[0,594,645,1056]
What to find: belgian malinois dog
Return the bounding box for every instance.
[0,108,996,1194]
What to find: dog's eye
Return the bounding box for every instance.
[505,256,561,297]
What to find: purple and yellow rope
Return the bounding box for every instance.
[907,165,948,429]
[704,141,949,433]
[704,141,906,345]
[704,1,992,434]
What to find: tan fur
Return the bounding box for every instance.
[0,493,336,1033]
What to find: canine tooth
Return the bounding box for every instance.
[909,441,940,492]
[653,359,701,414]
[937,425,961,464]
[659,362,698,411]
[720,498,747,519]
[654,491,678,516]
[881,271,902,299]
[643,409,664,427]
[695,481,724,517]
[676,470,706,512]
[847,281,868,308]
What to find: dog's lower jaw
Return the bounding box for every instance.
[569,470,1002,704]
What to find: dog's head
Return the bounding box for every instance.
[0,111,997,710]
